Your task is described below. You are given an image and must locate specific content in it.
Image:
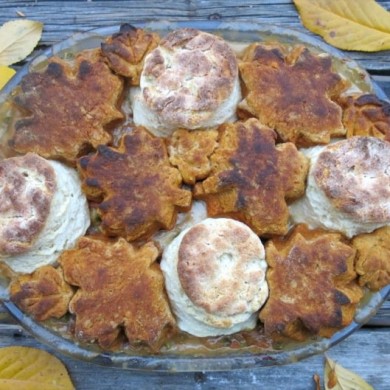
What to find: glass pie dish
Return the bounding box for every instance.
[0,21,389,371]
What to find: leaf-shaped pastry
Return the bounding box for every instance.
[0,65,15,89]
[0,346,74,390]
[324,356,374,390]
[293,0,390,51]
[0,20,43,65]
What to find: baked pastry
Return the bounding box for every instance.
[238,43,347,147]
[0,153,90,273]
[10,49,124,164]
[259,224,363,341]
[133,28,241,136]
[338,93,390,141]
[290,136,390,238]
[78,126,192,242]
[194,118,308,236]
[352,226,390,291]
[167,128,219,185]
[60,236,175,350]
[101,24,160,85]
[9,265,73,321]
[161,218,268,337]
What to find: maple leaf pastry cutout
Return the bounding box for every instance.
[78,126,192,242]
[338,93,390,141]
[10,49,124,164]
[352,226,390,291]
[238,43,348,147]
[259,224,363,341]
[194,118,309,236]
[10,265,73,321]
[59,236,176,350]
[101,24,160,85]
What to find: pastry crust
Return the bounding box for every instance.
[352,226,390,291]
[78,126,192,241]
[9,266,73,321]
[238,43,347,147]
[101,24,160,85]
[259,224,363,341]
[60,236,175,350]
[10,49,124,164]
[194,118,308,236]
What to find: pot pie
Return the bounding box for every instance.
[1,25,389,355]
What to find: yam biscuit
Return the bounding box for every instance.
[60,236,175,350]
[260,224,363,341]
[10,49,124,164]
[167,128,219,185]
[338,93,390,141]
[78,126,192,242]
[352,226,390,291]
[133,28,241,136]
[194,118,308,236]
[101,24,160,85]
[238,43,348,146]
[290,137,390,238]
[9,266,73,321]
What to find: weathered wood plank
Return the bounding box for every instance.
[0,327,388,390]
[1,1,390,72]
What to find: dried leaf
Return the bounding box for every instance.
[324,356,374,390]
[0,346,75,390]
[293,0,390,51]
[0,20,43,65]
[0,65,15,89]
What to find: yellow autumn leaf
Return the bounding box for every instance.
[0,19,43,66]
[293,0,390,51]
[0,66,16,90]
[324,356,374,390]
[0,346,75,390]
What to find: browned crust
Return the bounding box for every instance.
[59,236,176,350]
[177,220,265,316]
[0,153,56,254]
[194,118,308,236]
[10,49,124,164]
[352,226,390,291]
[338,93,390,141]
[101,24,160,85]
[238,43,348,147]
[9,265,73,321]
[166,128,219,185]
[313,137,390,223]
[78,126,192,242]
[259,224,363,341]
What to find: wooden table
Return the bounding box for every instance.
[1,1,389,389]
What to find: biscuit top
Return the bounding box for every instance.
[0,153,56,255]
[177,218,266,317]
[313,137,390,223]
[140,28,238,129]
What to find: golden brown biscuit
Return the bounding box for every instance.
[338,93,390,141]
[167,128,219,185]
[60,236,175,350]
[101,24,160,85]
[10,49,124,164]
[0,153,55,255]
[259,224,363,341]
[194,118,308,236]
[352,226,390,291]
[238,43,348,147]
[9,266,73,321]
[78,126,192,242]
